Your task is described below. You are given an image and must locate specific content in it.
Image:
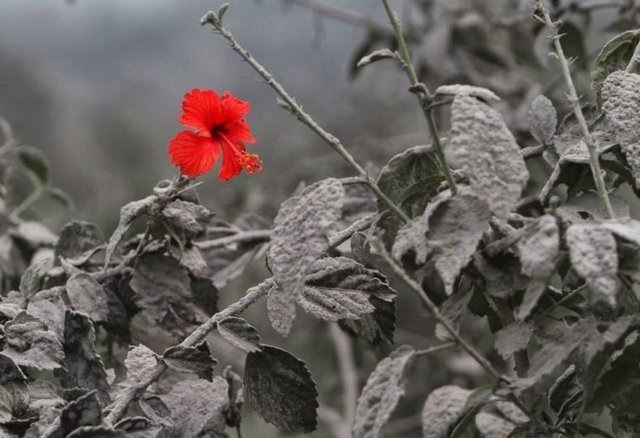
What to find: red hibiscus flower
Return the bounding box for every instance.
[168,89,262,180]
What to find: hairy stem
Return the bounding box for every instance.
[376,245,533,419]
[104,284,268,425]
[201,11,409,223]
[195,229,272,249]
[379,0,458,195]
[536,0,614,218]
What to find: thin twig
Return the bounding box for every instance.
[104,284,269,425]
[201,11,410,223]
[535,0,614,218]
[375,243,534,420]
[285,0,393,36]
[195,229,272,250]
[328,322,358,432]
[414,342,456,356]
[379,0,458,195]
[327,214,375,248]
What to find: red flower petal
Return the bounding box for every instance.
[178,89,222,135]
[220,91,251,124]
[168,131,220,178]
[224,119,256,144]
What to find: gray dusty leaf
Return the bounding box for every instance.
[3,312,64,370]
[449,94,528,218]
[475,412,517,438]
[528,95,557,144]
[160,377,229,437]
[223,366,244,428]
[0,354,26,384]
[65,273,109,323]
[60,391,102,436]
[114,416,161,436]
[592,29,640,94]
[26,288,66,339]
[516,319,596,391]
[60,311,110,402]
[602,218,640,247]
[376,145,444,247]
[19,257,54,299]
[393,191,491,294]
[161,199,211,235]
[55,221,104,261]
[130,252,200,331]
[494,321,534,359]
[104,195,155,267]
[296,257,396,322]
[353,345,414,438]
[602,71,640,145]
[244,345,318,433]
[162,343,216,380]
[435,84,500,102]
[421,385,471,438]
[357,48,398,67]
[15,222,57,248]
[339,296,396,346]
[557,192,630,222]
[267,178,345,336]
[566,223,618,304]
[124,344,158,386]
[495,401,527,425]
[516,215,559,320]
[201,214,270,289]
[217,317,262,353]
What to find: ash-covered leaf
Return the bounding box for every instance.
[3,312,64,371]
[244,345,318,433]
[189,275,219,317]
[114,416,161,435]
[494,321,534,360]
[353,345,415,438]
[548,365,578,413]
[65,273,109,323]
[449,94,528,219]
[15,221,57,248]
[162,342,216,380]
[435,84,500,102]
[130,251,202,332]
[159,377,229,437]
[602,71,640,145]
[19,257,54,299]
[67,426,125,437]
[475,411,517,438]
[602,218,640,248]
[201,214,270,289]
[566,223,618,304]
[54,221,104,262]
[217,317,261,353]
[26,287,66,339]
[16,144,49,185]
[558,191,630,222]
[104,195,155,267]
[123,345,158,386]
[339,295,396,346]
[376,145,444,247]
[267,178,345,336]
[59,311,110,402]
[60,391,102,436]
[223,366,244,428]
[421,385,471,438]
[296,257,396,322]
[0,354,26,387]
[161,199,211,235]
[495,401,527,425]
[393,191,491,294]
[516,215,559,320]
[516,319,597,391]
[528,95,557,144]
[592,29,640,93]
[356,48,398,67]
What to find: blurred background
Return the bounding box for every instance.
[2,1,638,436]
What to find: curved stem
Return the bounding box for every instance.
[201,11,410,224]
[535,0,614,218]
[379,0,458,195]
